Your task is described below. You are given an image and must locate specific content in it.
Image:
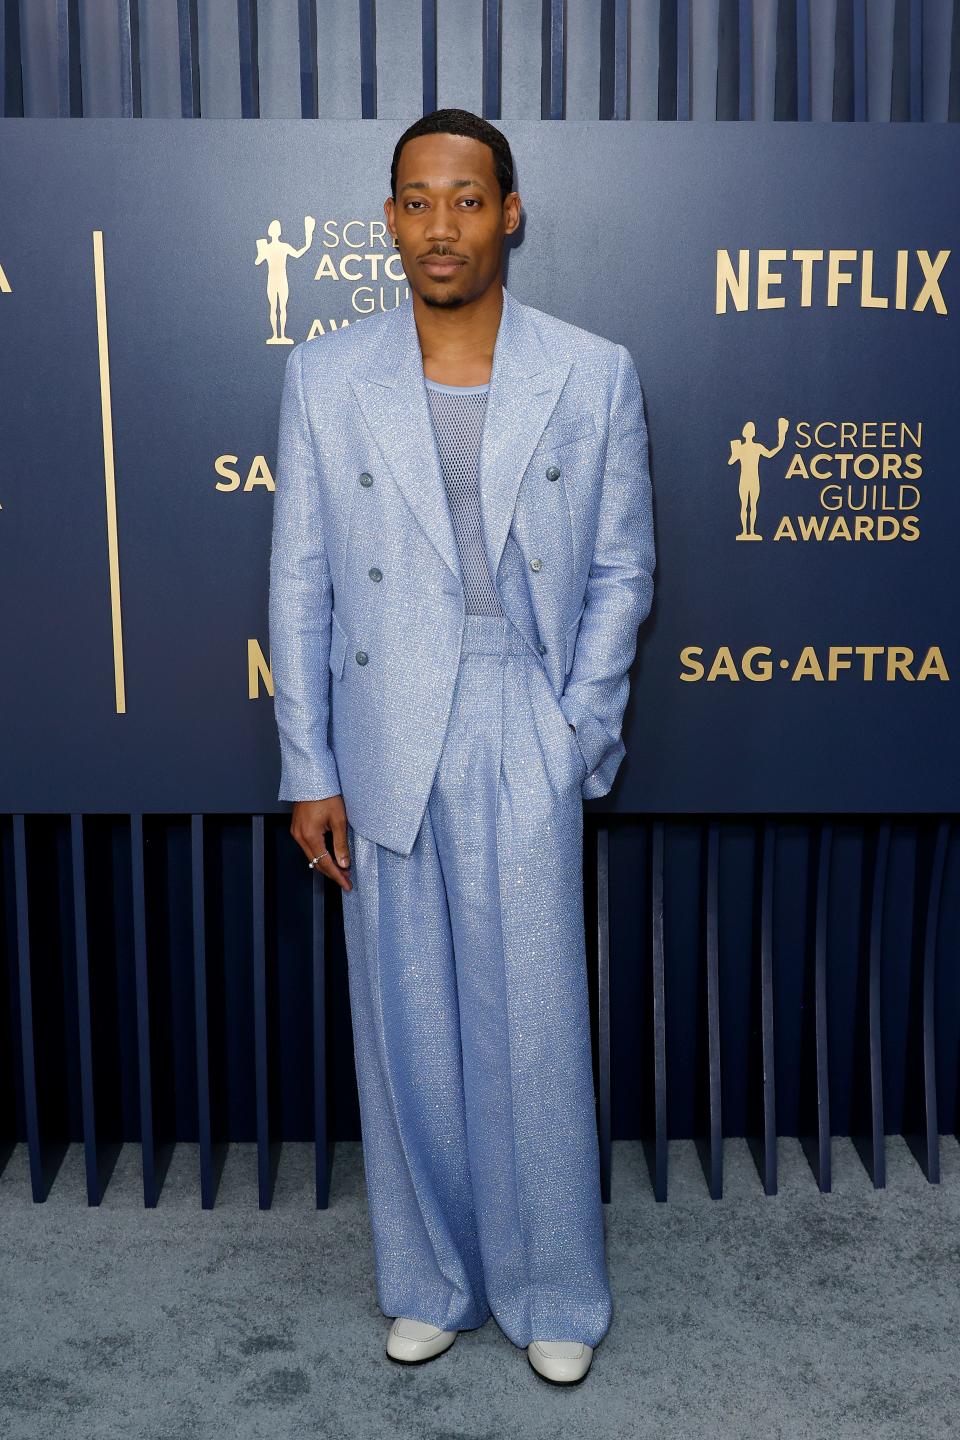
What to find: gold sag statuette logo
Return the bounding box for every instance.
[252,218,410,344]
[729,418,789,540]
[256,216,316,345]
[726,418,924,543]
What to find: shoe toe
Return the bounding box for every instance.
[527,1339,593,1383]
[386,1316,458,1362]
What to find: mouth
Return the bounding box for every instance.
[421,257,466,277]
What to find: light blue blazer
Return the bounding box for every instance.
[268,283,655,856]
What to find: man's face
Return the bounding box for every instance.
[385,132,520,309]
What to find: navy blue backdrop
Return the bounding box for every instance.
[1,2,959,1210]
[0,121,956,813]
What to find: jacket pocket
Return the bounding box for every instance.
[329,608,347,679]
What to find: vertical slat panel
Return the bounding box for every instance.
[890,0,911,118]
[630,0,662,119]
[919,820,948,1182]
[198,0,241,117]
[703,822,723,1197]
[921,0,954,121]
[130,813,158,1207]
[738,0,754,117]
[2,817,24,1158]
[690,0,719,119]
[648,820,668,1201]
[358,0,376,117]
[501,0,542,118]
[834,0,854,117]
[1,0,8,116]
[252,815,273,1208]
[566,0,602,118]
[297,0,317,118]
[866,821,889,1187]
[257,0,303,118]
[774,0,799,117]
[870,0,897,120]
[811,821,832,1190]
[602,0,629,120]
[759,820,778,1193]
[313,863,330,1208]
[809,0,837,119]
[421,0,437,114]
[13,816,45,1201]
[436,0,482,113]
[616,0,630,119]
[675,0,691,119]
[237,0,259,117]
[542,0,564,119]
[796,0,812,117]
[371,1,421,118]
[57,0,82,116]
[19,0,56,116]
[752,0,777,118]
[71,814,101,1206]
[1,0,24,115]
[117,0,142,118]
[596,826,612,1204]
[136,0,182,116]
[717,0,741,119]
[192,814,215,1207]
[177,0,200,117]
[658,0,678,117]
[852,0,866,116]
[908,0,922,119]
[481,0,500,116]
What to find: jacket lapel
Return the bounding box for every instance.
[479,286,573,585]
[347,283,571,595]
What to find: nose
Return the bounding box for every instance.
[424,200,460,243]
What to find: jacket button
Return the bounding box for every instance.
[359,472,373,487]
[368,567,382,582]
[537,641,547,654]
[529,557,543,572]
[355,650,368,665]
[546,465,560,481]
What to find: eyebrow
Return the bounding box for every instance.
[398,177,490,195]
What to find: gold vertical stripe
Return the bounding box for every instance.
[92,230,126,714]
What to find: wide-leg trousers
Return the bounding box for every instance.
[339,612,613,1348]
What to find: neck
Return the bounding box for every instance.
[413,280,504,387]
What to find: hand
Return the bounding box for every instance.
[290,796,352,892]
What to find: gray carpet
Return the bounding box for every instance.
[1,1135,958,1440]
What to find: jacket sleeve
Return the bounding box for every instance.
[268,343,342,802]
[558,343,655,781]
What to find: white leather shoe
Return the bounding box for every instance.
[527,1339,594,1384]
[386,1316,458,1363]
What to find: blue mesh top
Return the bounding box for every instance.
[424,377,505,616]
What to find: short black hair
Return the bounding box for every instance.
[391,108,515,204]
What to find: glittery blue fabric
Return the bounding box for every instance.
[340,612,612,1348]
[268,284,656,856]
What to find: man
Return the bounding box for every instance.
[268,108,655,1385]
